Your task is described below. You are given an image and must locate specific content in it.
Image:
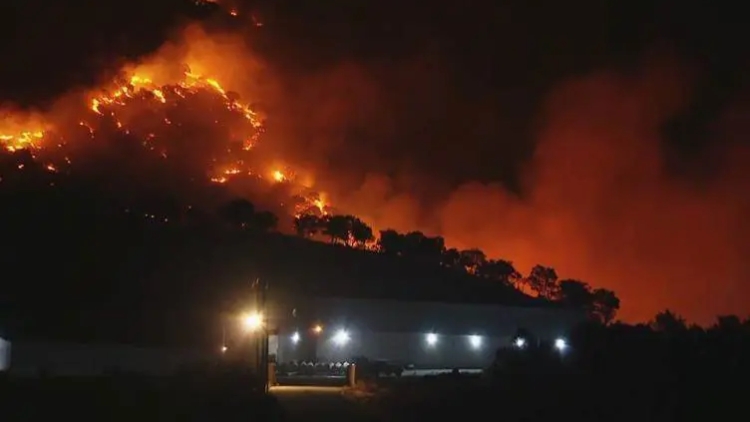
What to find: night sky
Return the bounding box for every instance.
[2,1,749,323]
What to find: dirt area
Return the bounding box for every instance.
[271,386,379,422]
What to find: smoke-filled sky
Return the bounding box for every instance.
[3,0,750,324]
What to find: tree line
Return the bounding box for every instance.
[108,195,623,325]
[290,211,621,324]
[214,201,622,324]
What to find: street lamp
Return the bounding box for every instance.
[242,312,264,332]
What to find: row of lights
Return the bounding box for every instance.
[425,332,482,349]
[225,312,572,360]
[238,315,568,353]
[514,336,568,352]
[288,327,351,346]
[288,328,567,352]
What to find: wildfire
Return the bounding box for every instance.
[0,60,332,218]
[313,197,328,214]
[0,130,44,152]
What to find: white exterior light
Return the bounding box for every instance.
[554,337,567,351]
[514,337,526,348]
[291,331,300,344]
[333,329,350,346]
[468,335,482,349]
[425,332,438,346]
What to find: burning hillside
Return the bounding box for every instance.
[0,28,329,220]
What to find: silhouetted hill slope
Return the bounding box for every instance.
[0,162,539,346]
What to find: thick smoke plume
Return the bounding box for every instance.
[289,52,750,324]
[434,62,750,324]
[3,11,750,324]
[241,17,750,323]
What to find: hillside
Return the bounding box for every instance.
[0,162,536,346]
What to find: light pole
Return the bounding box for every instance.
[223,279,271,391]
[247,278,269,392]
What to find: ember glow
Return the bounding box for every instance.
[0,26,329,218]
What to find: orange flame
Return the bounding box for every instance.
[0,57,331,218]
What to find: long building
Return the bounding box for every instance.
[2,231,586,375]
[267,297,583,369]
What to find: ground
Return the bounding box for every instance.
[271,386,379,421]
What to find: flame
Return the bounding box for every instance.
[0,58,331,218]
[0,130,45,152]
[272,170,286,182]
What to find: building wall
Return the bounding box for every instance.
[275,299,584,368]
[322,331,507,368]
[0,337,9,371]
[6,341,215,376]
[278,330,515,368]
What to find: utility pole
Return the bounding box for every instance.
[253,278,270,392]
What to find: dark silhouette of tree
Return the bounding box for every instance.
[651,309,687,333]
[477,259,521,286]
[525,265,559,298]
[441,248,461,268]
[557,280,620,324]
[402,231,445,264]
[350,217,374,248]
[590,288,620,324]
[322,214,353,244]
[378,229,405,255]
[293,214,322,237]
[718,314,742,329]
[217,198,277,232]
[558,279,593,306]
[459,249,486,274]
[218,198,255,229]
[251,211,278,232]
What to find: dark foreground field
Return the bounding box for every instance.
[345,370,741,422]
[2,360,745,422]
[0,372,283,422]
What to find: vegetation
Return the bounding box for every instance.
[292,212,620,323]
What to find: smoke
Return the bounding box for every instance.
[251,25,750,323]
[321,57,750,324]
